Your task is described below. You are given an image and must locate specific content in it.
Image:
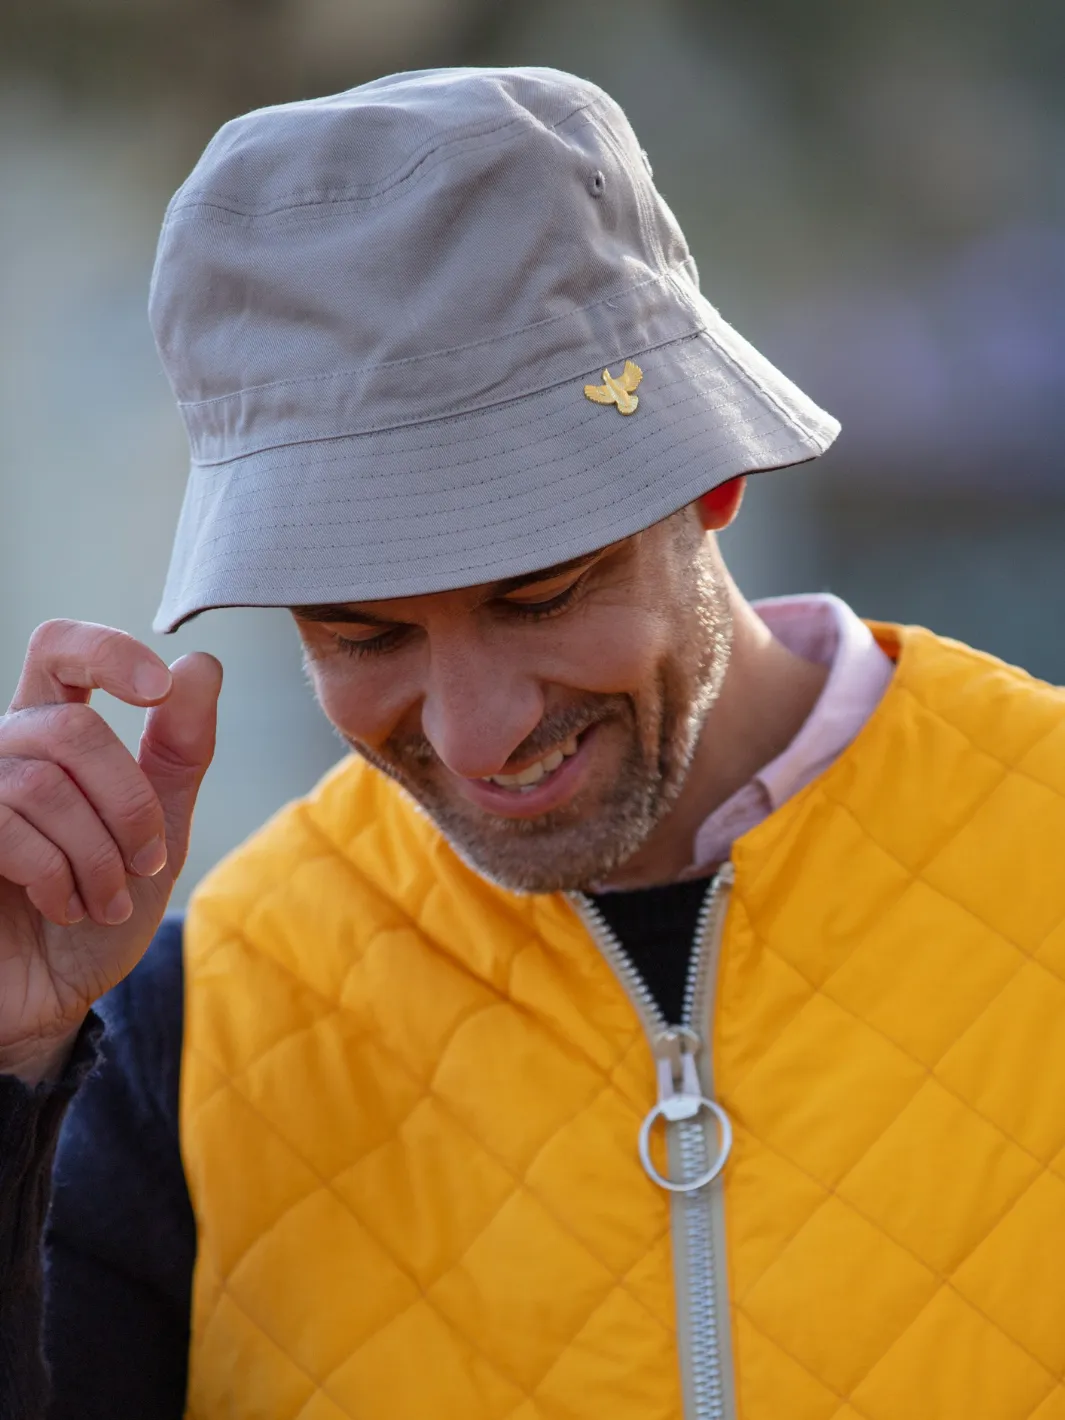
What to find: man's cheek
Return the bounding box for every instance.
[550,616,664,695]
[310,668,399,749]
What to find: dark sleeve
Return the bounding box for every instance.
[43,916,194,1420]
[0,1016,102,1420]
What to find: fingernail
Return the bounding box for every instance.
[66,893,86,925]
[103,889,133,925]
[130,837,167,877]
[134,663,172,700]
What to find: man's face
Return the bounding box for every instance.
[294,509,732,892]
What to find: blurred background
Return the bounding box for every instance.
[2,0,1063,902]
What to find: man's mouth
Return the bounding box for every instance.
[480,734,581,792]
[455,726,599,820]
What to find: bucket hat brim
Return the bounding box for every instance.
[153,298,838,632]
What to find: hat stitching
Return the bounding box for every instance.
[257,370,758,479]
[184,401,797,541]
[187,403,789,531]
[187,338,752,476]
[155,70,837,630]
[183,332,704,462]
[694,312,822,443]
[179,270,694,417]
[171,433,819,603]
[160,443,797,613]
[166,97,603,221]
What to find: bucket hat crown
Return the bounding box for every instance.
[150,66,838,631]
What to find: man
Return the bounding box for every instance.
[1,65,1063,1420]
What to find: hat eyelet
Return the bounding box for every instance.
[587,169,606,198]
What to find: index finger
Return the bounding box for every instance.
[9,620,173,714]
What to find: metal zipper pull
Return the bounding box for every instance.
[638,1027,732,1194]
[570,865,739,1418]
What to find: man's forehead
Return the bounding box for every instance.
[291,549,606,623]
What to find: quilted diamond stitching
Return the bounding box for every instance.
[738,1196,1062,1407]
[192,939,670,1411]
[195,951,642,1277]
[200,1075,537,1409]
[320,1300,531,1414]
[849,1285,1059,1420]
[948,1168,1065,1375]
[191,985,498,1267]
[320,1280,529,1414]
[342,1070,672,1353]
[188,810,679,1330]
[520,1273,678,1419]
[726,904,1065,1279]
[751,910,1064,1170]
[339,1121,661,1410]
[189,910,516,1126]
[724,831,1026,1111]
[891,681,1065,792]
[203,1272,357,1420]
[186,635,1065,1418]
[723,670,1065,1413]
[731,1102,1064,1382]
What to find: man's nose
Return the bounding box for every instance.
[419,642,544,780]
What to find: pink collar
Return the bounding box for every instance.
[688,594,895,873]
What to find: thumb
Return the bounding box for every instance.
[138,652,223,874]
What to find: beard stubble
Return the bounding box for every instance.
[347,544,732,894]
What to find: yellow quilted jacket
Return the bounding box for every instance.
[182,625,1065,1420]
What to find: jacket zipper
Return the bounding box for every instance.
[569,864,736,1420]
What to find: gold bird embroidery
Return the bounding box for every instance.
[584,359,643,415]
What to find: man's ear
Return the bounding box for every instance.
[696,476,746,531]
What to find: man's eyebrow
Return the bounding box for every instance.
[491,551,602,596]
[292,552,604,624]
[291,603,396,625]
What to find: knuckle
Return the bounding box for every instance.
[76,835,124,890]
[32,845,72,893]
[117,776,163,834]
[84,625,132,675]
[43,701,106,754]
[25,618,101,669]
[2,758,69,813]
[2,761,64,806]
[0,804,65,885]
[26,618,76,654]
[37,764,76,815]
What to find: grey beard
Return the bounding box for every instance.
[333,548,734,895]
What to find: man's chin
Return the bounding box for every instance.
[418,801,652,895]
[348,736,661,894]
[442,845,614,896]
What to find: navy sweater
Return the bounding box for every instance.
[0,882,709,1417]
[0,919,193,1420]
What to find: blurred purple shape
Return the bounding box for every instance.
[768,224,1065,493]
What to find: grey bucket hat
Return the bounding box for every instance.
[150,66,839,633]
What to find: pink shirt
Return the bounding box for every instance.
[688,594,895,872]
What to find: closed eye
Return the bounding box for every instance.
[334,624,409,659]
[497,566,592,619]
[316,559,598,661]
[498,574,588,619]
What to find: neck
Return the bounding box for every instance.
[601,583,828,889]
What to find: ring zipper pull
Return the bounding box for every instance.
[639,1028,733,1193]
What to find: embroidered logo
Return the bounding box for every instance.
[584,360,643,415]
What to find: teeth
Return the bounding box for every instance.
[483,733,582,789]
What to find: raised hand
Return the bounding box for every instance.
[0,620,222,1083]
